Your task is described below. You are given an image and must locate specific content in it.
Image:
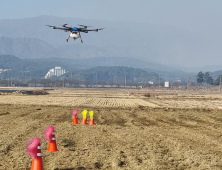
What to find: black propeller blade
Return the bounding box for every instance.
[62,23,68,27]
[94,28,104,32]
[78,24,91,28]
[46,25,57,29]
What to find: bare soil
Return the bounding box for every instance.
[1,87,222,170]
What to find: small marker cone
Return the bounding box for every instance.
[89,119,95,125]
[81,118,87,124]
[47,132,58,152]
[81,110,87,125]
[30,144,43,170]
[89,110,95,125]
[72,109,78,124]
[72,117,78,124]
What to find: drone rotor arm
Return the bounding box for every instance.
[46,25,73,31]
[84,28,104,32]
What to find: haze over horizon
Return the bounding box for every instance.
[1,0,222,69]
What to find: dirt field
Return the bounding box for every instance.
[1,87,222,170]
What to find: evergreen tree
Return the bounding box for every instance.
[197,71,204,84]
[204,72,214,85]
[214,75,222,85]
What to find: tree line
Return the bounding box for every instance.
[197,71,221,85]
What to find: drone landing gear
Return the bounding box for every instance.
[79,34,83,43]
[66,35,70,42]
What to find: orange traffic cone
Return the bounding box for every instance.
[72,118,78,124]
[89,119,95,125]
[72,109,78,124]
[81,110,87,125]
[89,111,95,125]
[81,118,87,124]
[30,143,43,170]
[47,132,58,152]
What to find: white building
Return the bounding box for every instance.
[148,81,154,84]
[0,69,11,74]
[45,67,66,79]
[164,81,170,88]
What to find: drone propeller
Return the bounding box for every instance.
[46,25,57,29]
[78,24,91,28]
[94,28,105,32]
[62,23,68,27]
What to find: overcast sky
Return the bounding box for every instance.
[1,0,222,32]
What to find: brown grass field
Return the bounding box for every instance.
[1,87,222,170]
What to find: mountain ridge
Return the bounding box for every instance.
[0,37,54,59]
[1,15,221,66]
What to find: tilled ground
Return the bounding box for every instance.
[1,103,222,170]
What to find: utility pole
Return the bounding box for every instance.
[186,75,188,90]
[219,75,221,91]
[96,73,97,88]
[159,75,160,89]
[11,75,12,87]
[71,72,72,80]
[125,74,126,88]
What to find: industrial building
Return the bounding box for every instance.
[45,67,66,79]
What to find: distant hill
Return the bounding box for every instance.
[0,55,21,66]
[1,15,222,66]
[0,55,159,82]
[0,55,73,78]
[0,37,54,59]
[4,54,222,83]
[2,16,222,80]
[62,66,159,83]
[0,55,25,71]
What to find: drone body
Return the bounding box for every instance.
[70,32,80,41]
[46,24,104,43]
